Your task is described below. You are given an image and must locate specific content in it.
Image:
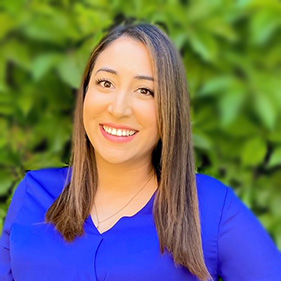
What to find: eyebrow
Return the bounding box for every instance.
[95,67,154,82]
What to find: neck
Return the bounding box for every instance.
[95,155,156,198]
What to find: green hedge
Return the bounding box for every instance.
[1,0,281,249]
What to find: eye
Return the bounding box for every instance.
[137,87,154,97]
[95,79,113,88]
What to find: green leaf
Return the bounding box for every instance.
[203,16,238,42]
[0,170,13,196]
[0,13,16,40]
[224,116,257,137]
[23,152,65,171]
[22,8,80,44]
[189,32,218,62]
[267,147,281,168]
[0,54,8,92]
[199,76,235,96]
[218,90,246,127]
[250,10,281,45]
[3,39,32,70]
[0,118,8,148]
[0,93,14,116]
[254,93,277,130]
[16,86,37,116]
[56,51,85,88]
[192,133,212,150]
[267,119,281,143]
[173,32,188,50]
[32,53,62,81]
[1,0,28,14]
[241,137,267,166]
[0,148,21,166]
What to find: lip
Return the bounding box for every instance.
[100,122,138,131]
[99,124,138,143]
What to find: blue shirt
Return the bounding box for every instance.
[0,167,281,281]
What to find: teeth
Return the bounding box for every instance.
[103,125,136,137]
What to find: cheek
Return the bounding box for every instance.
[83,90,107,122]
[140,103,159,136]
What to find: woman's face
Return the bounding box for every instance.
[83,36,159,167]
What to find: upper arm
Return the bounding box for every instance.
[218,188,281,281]
[0,174,28,280]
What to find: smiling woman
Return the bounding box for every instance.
[83,36,159,167]
[1,23,281,281]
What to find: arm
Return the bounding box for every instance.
[0,175,27,281]
[218,187,281,281]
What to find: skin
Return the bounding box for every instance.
[83,36,159,231]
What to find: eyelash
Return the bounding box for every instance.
[95,79,154,97]
[95,78,113,88]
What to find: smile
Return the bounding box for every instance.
[102,125,137,137]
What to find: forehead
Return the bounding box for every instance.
[93,36,154,75]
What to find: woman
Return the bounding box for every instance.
[0,23,281,281]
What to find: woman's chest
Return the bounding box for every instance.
[10,215,218,281]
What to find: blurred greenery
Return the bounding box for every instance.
[0,0,281,257]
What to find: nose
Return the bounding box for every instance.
[107,91,132,118]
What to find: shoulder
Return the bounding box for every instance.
[195,174,237,242]
[1,167,70,243]
[195,173,249,220]
[195,173,231,211]
[194,173,246,269]
[15,167,71,223]
[195,173,246,224]
[24,166,71,198]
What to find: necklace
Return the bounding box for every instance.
[93,172,155,229]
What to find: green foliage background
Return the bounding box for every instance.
[1,0,281,255]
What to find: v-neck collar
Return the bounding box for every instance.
[85,189,157,236]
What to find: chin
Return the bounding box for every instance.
[96,151,134,165]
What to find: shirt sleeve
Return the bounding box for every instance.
[0,175,27,281]
[218,187,281,281]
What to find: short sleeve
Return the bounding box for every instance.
[218,187,281,281]
[0,175,27,281]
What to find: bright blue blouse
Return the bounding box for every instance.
[1,167,281,281]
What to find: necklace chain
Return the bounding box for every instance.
[93,172,154,229]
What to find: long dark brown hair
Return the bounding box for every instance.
[46,23,212,281]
